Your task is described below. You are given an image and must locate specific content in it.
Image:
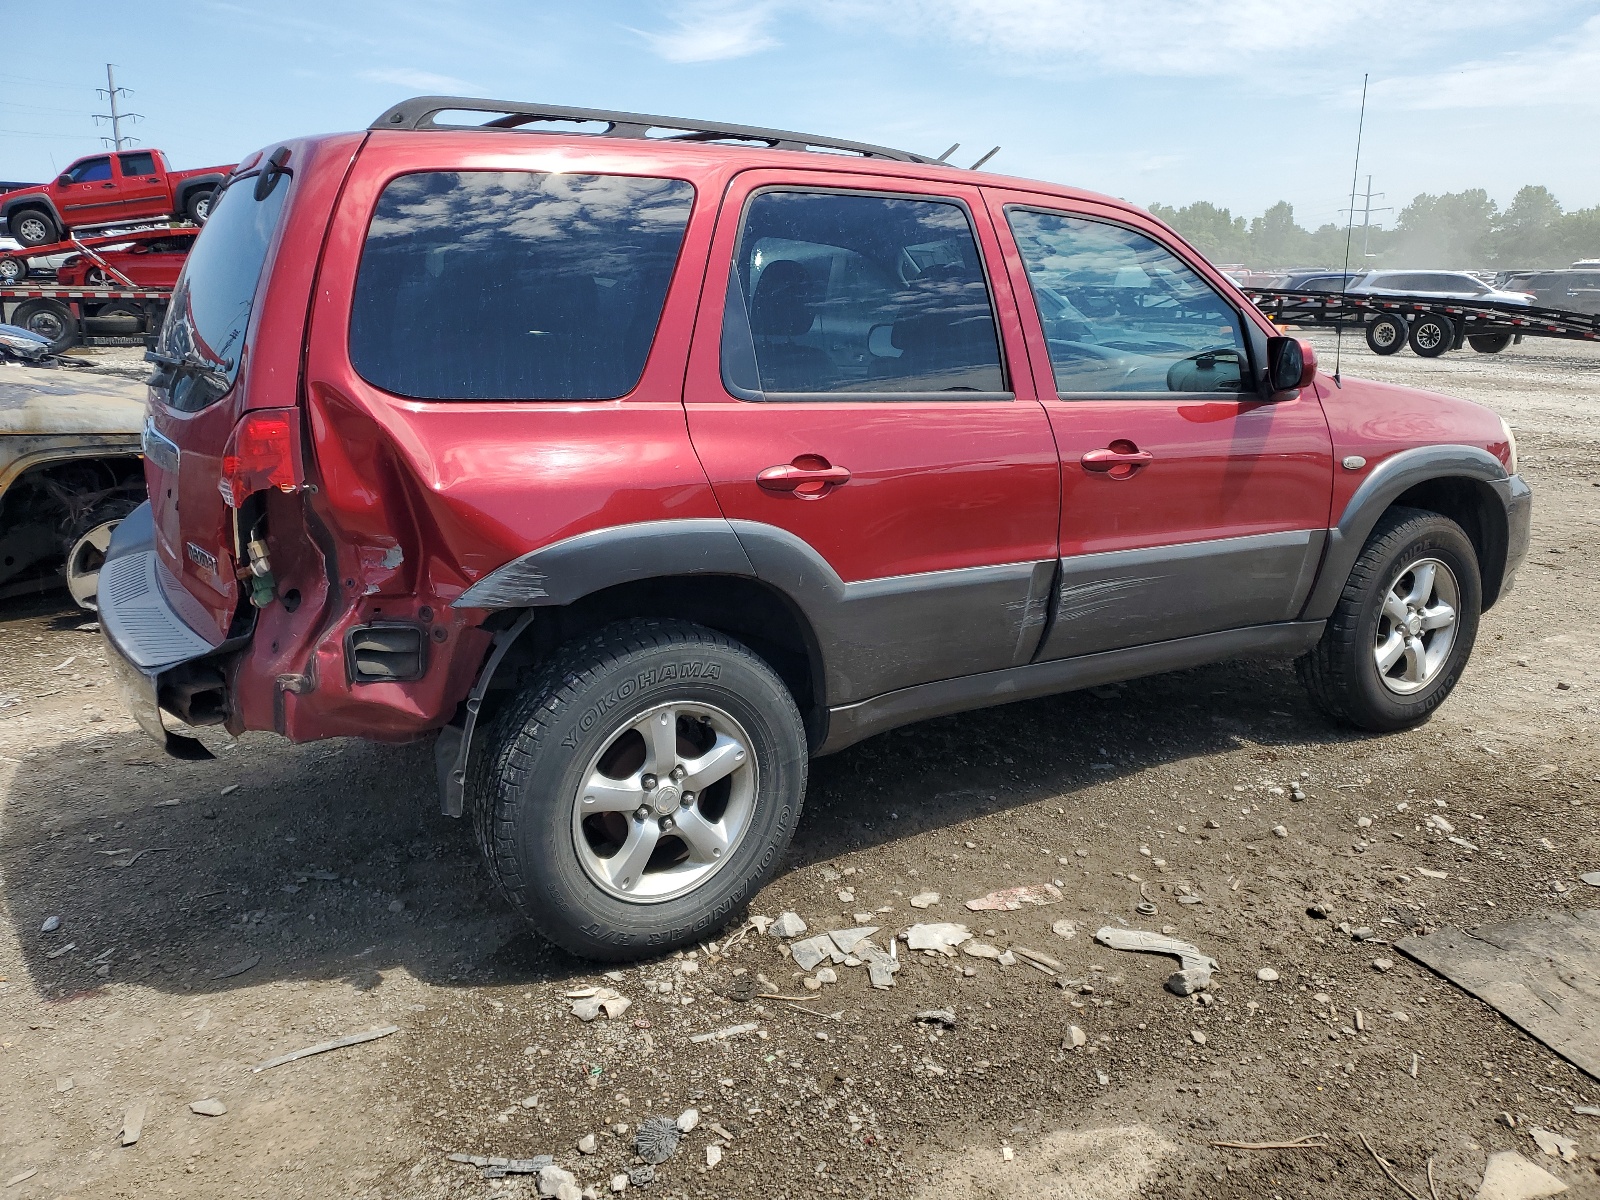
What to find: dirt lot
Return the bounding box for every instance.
[2,334,1598,1200]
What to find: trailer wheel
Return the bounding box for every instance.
[185,187,216,224]
[1468,333,1513,354]
[1365,314,1407,355]
[9,208,60,248]
[0,256,26,285]
[10,299,78,354]
[1408,314,1455,358]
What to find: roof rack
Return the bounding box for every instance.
[369,96,936,164]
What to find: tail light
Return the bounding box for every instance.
[219,409,303,507]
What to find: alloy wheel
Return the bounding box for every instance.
[571,701,757,903]
[1373,557,1459,695]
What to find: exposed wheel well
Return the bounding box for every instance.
[483,575,828,747]
[1389,477,1510,607]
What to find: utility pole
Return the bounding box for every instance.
[93,64,142,150]
[1340,175,1392,258]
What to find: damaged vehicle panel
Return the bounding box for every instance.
[0,361,147,608]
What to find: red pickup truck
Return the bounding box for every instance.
[1,149,235,247]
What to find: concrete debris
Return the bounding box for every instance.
[676,1107,700,1133]
[789,935,836,972]
[1166,968,1213,996]
[252,1024,400,1068]
[1372,958,1394,972]
[55,1077,72,1093]
[1190,1030,1207,1046]
[1475,1150,1568,1199]
[1418,868,1449,879]
[963,942,1002,959]
[626,1165,656,1187]
[1272,825,1288,838]
[1581,872,1600,887]
[965,884,1062,911]
[1256,968,1280,982]
[915,1009,957,1028]
[705,1144,723,1169]
[837,889,855,903]
[770,912,807,939]
[634,1115,682,1163]
[188,1098,227,1117]
[1096,927,1219,982]
[611,1173,629,1193]
[1529,1128,1578,1163]
[537,1162,581,1199]
[1067,1025,1087,1048]
[1052,919,1078,940]
[689,1022,759,1044]
[577,1133,597,1154]
[868,959,898,989]
[905,922,972,955]
[997,949,1017,967]
[828,926,879,955]
[909,892,941,909]
[120,1101,146,1146]
[571,989,631,1022]
[710,1122,736,1141]
[40,915,60,934]
[1575,1105,1600,1117]
[813,967,837,986]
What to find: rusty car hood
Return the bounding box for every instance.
[0,365,147,437]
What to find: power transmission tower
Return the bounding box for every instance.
[93,64,142,150]
[1340,175,1393,258]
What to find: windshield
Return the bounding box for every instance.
[155,173,288,412]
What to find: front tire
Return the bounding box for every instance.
[1365,315,1407,356]
[9,208,59,248]
[475,619,807,960]
[0,256,26,284]
[1297,507,1481,732]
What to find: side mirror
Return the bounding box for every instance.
[1266,336,1317,395]
[56,174,72,187]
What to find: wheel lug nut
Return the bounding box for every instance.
[641,774,657,791]
[661,816,675,831]
[681,792,695,806]
[670,765,686,781]
[635,806,651,821]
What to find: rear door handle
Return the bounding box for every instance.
[1081,442,1154,477]
[757,459,851,496]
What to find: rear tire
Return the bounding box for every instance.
[184,188,216,224]
[9,208,59,248]
[1468,333,1513,354]
[474,618,807,961]
[1297,507,1481,732]
[0,256,26,284]
[1365,315,1407,355]
[10,299,77,354]
[64,498,140,611]
[1408,314,1455,358]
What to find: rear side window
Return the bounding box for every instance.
[1007,209,1248,394]
[350,171,694,401]
[119,151,156,176]
[154,174,289,412]
[720,190,1006,397]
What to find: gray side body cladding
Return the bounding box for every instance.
[1299,444,1512,620]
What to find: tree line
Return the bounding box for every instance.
[1148,186,1600,271]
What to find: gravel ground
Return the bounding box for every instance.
[1,334,1598,1199]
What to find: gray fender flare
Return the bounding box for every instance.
[1299,444,1508,621]
[2,196,63,233]
[174,175,227,211]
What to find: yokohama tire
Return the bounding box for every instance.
[1365,315,1407,356]
[473,618,807,960]
[1408,314,1455,358]
[1296,507,1481,732]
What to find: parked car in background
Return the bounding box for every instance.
[53,229,198,289]
[1261,269,1363,292]
[1,149,234,247]
[0,352,147,609]
[1491,269,1600,316]
[99,97,1530,960]
[1349,270,1536,305]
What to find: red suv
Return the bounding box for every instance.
[100,98,1530,959]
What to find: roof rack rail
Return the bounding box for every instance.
[369,96,936,164]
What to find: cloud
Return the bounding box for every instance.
[1371,12,1600,109]
[820,0,1573,80]
[361,67,479,93]
[636,1,779,63]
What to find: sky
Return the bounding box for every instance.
[5,1,1600,229]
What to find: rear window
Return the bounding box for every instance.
[154,173,288,412]
[349,171,694,401]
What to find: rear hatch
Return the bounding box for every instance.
[144,165,293,643]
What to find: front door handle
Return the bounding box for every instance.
[757,457,851,498]
[1081,440,1154,479]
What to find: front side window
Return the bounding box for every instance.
[721,190,1005,397]
[66,157,112,184]
[349,171,694,401]
[1007,209,1249,395]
